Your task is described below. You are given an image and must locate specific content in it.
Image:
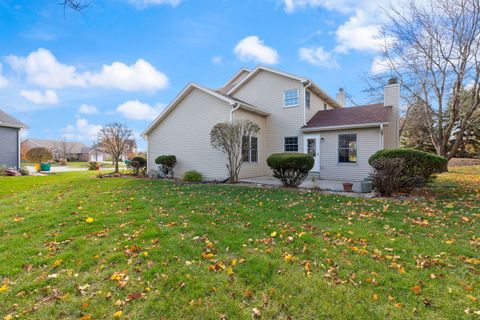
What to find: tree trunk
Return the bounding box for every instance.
[114,157,119,173]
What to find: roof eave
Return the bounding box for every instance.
[237,103,270,116]
[142,83,236,137]
[301,122,389,132]
[0,123,27,129]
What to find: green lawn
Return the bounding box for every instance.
[0,168,478,319]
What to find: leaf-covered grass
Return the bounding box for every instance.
[0,167,478,319]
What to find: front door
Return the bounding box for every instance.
[304,134,320,172]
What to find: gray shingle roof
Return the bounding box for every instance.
[0,109,27,128]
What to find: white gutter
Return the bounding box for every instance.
[302,80,313,126]
[230,103,240,122]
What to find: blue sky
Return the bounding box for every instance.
[0,0,388,150]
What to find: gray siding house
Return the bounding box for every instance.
[0,109,27,169]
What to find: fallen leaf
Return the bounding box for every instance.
[411,285,422,295]
[113,310,123,318]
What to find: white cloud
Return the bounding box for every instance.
[78,104,100,115]
[0,63,9,88]
[20,89,59,104]
[334,9,383,53]
[299,46,339,68]
[128,0,181,8]
[282,0,355,14]
[116,100,164,121]
[6,48,169,92]
[282,1,387,54]
[211,56,223,65]
[85,59,169,92]
[234,36,279,65]
[62,118,102,141]
[7,48,86,88]
[371,56,391,74]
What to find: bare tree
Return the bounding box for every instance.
[210,120,260,183]
[61,0,90,12]
[97,122,134,173]
[375,0,480,161]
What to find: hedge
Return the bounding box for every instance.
[368,148,447,192]
[267,153,314,187]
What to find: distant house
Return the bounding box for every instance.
[21,139,91,162]
[0,109,27,169]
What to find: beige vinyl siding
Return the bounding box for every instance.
[383,83,400,149]
[232,70,305,162]
[233,109,268,178]
[317,128,382,182]
[146,88,231,180]
[305,90,333,123]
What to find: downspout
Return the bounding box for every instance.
[230,102,240,122]
[17,129,21,170]
[379,124,384,149]
[302,81,313,126]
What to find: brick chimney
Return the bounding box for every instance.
[384,77,400,147]
[336,88,346,108]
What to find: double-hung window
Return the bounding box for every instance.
[305,91,311,109]
[283,89,299,107]
[338,134,357,163]
[242,136,258,163]
[284,136,299,152]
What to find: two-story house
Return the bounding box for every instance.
[143,66,400,183]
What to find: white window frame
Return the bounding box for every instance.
[337,133,358,164]
[305,91,311,109]
[242,135,259,163]
[284,136,299,152]
[283,89,299,108]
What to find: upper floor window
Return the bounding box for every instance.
[305,91,311,109]
[338,134,357,163]
[284,136,299,152]
[242,136,258,163]
[283,89,299,107]
[324,103,327,110]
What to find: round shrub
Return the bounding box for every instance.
[267,153,314,187]
[155,155,177,177]
[183,170,203,182]
[129,156,147,175]
[369,148,447,192]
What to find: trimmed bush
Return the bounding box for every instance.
[183,170,203,182]
[155,155,177,178]
[371,158,405,196]
[369,148,447,192]
[267,153,314,187]
[129,156,147,176]
[88,161,100,171]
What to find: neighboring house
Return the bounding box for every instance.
[0,109,27,169]
[143,66,400,182]
[21,139,91,161]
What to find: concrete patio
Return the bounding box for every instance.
[239,176,362,192]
